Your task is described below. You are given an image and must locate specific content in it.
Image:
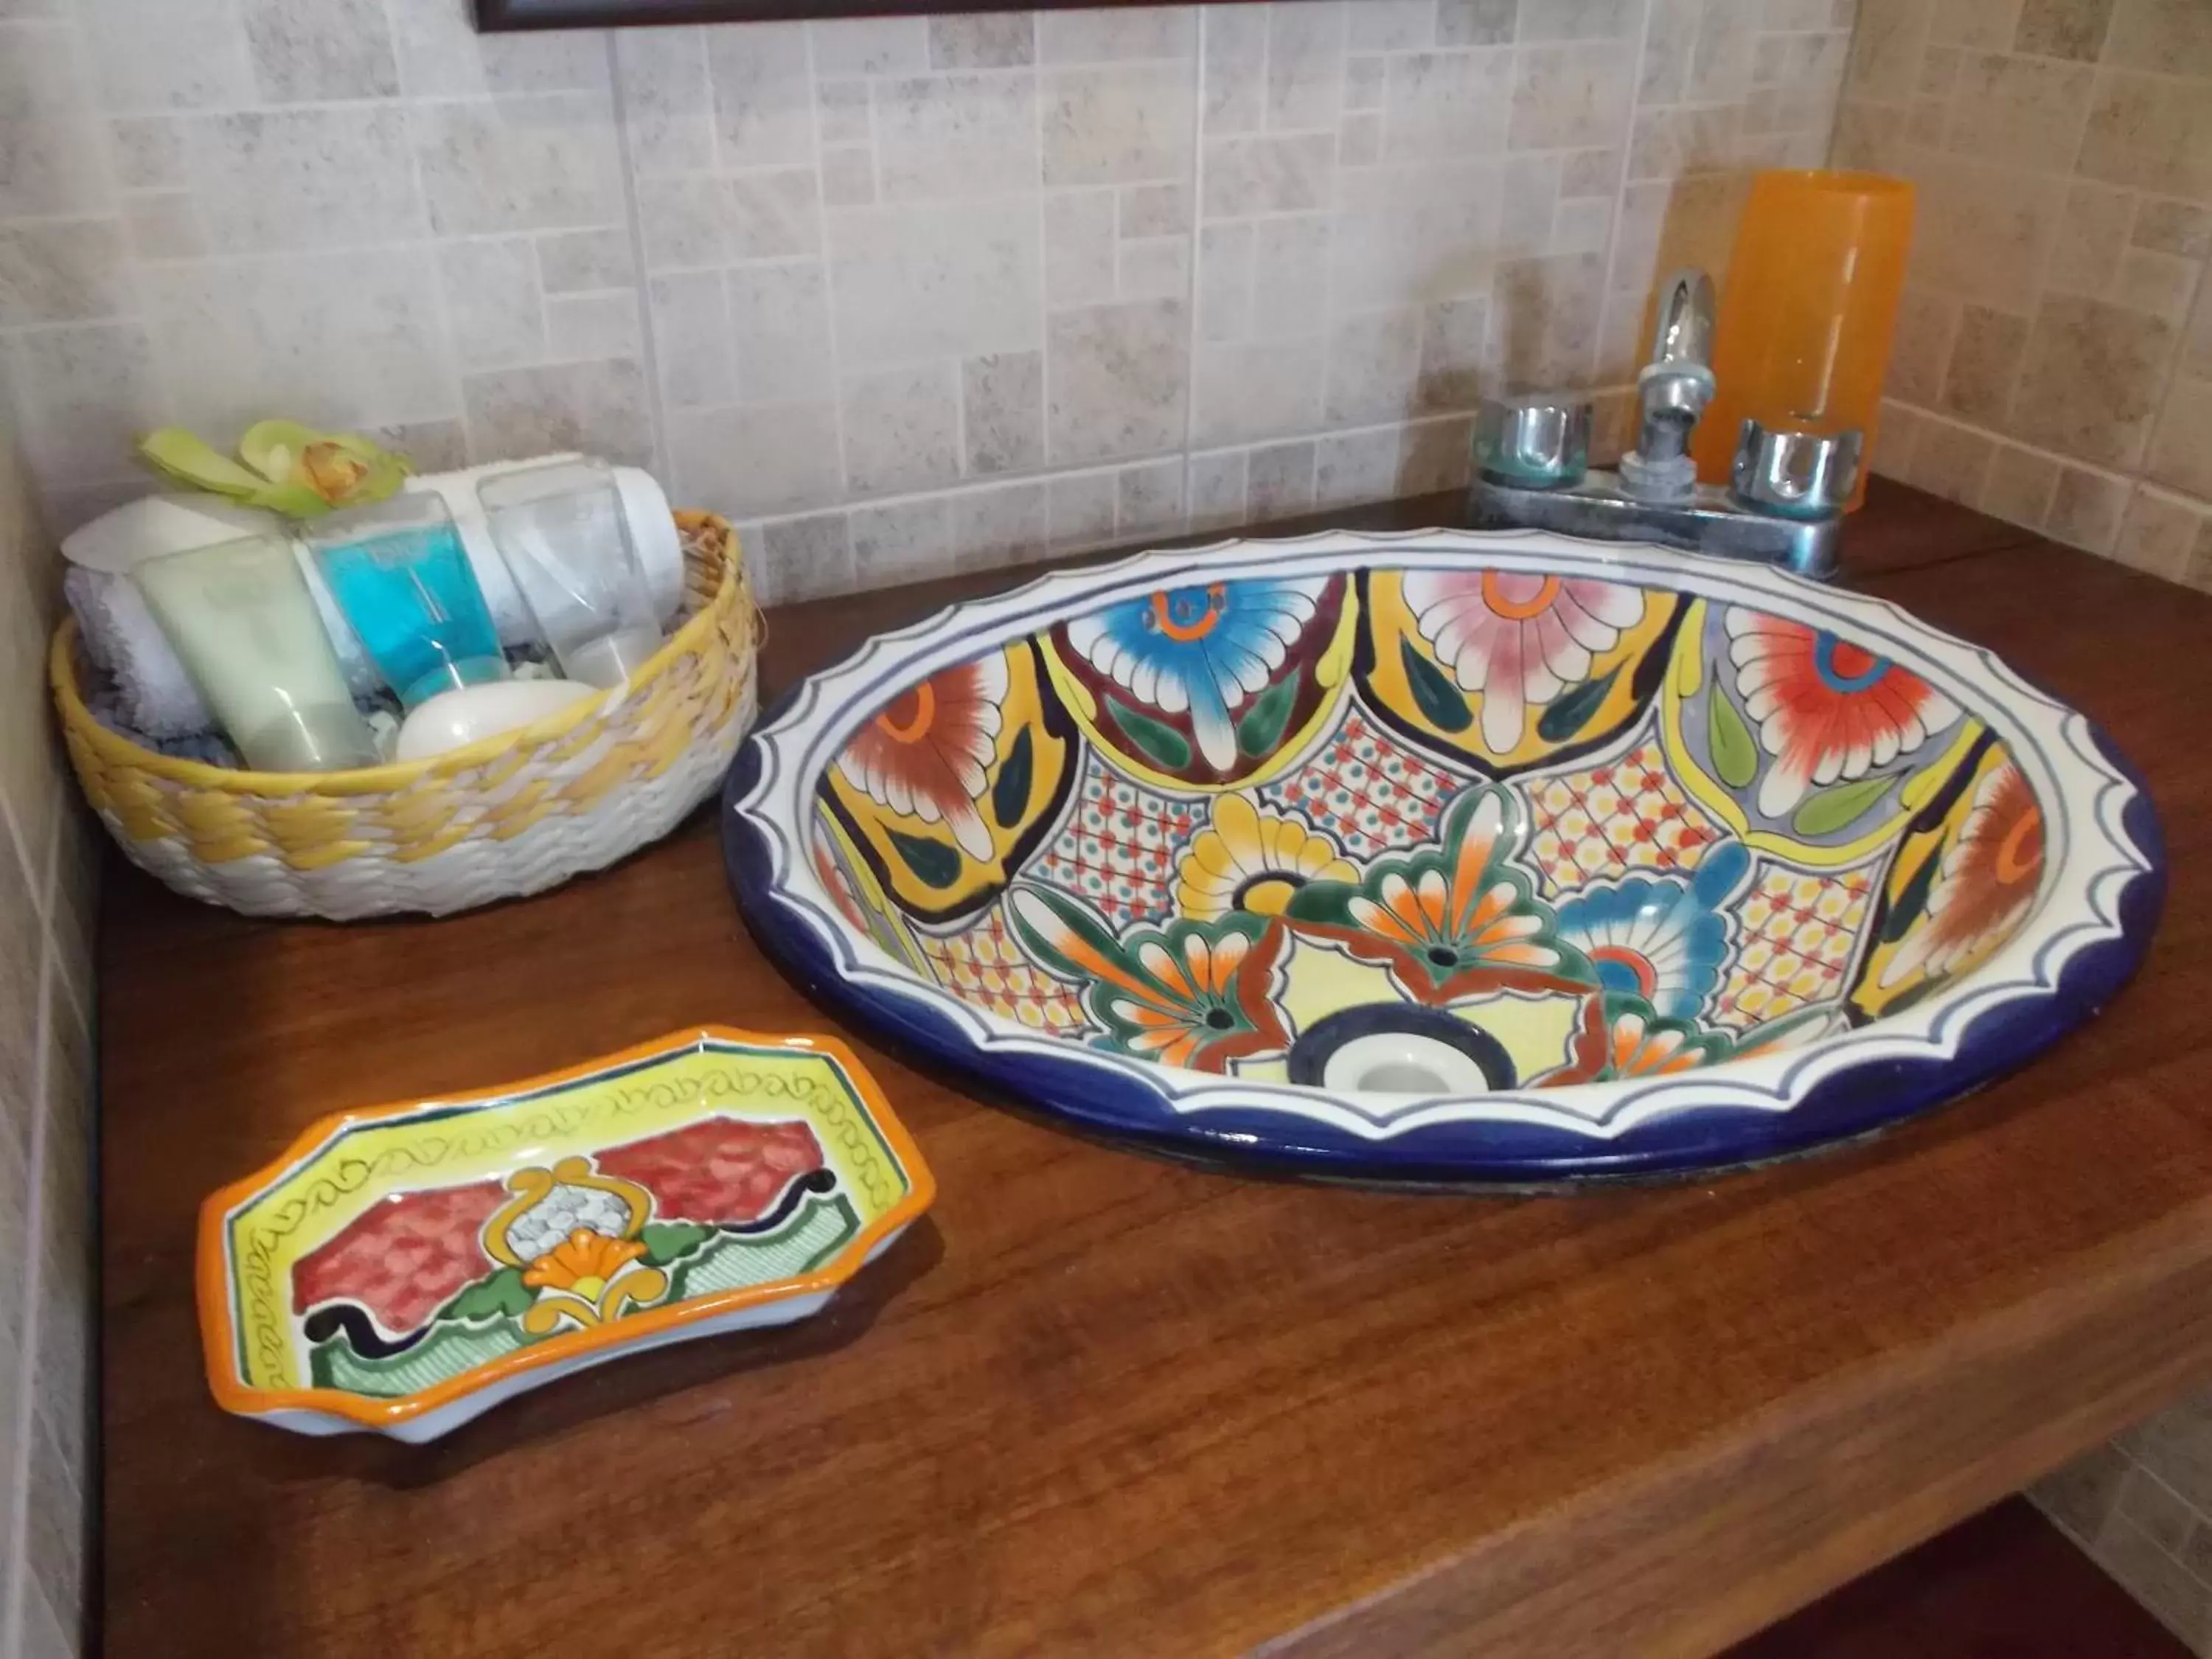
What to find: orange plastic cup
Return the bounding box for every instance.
[1691,170,1916,511]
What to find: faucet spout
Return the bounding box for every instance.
[1622,268,1717,501]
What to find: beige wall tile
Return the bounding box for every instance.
[462,356,651,469]
[1042,63,1192,187]
[1980,442,2059,525]
[2146,373,2212,499]
[2185,271,2212,379]
[840,363,961,495]
[727,262,832,406]
[879,73,1039,204]
[142,250,455,441]
[667,400,841,521]
[1314,425,1399,508]
[1888,288,1962,404]
[1046,296,1189,465]
[1905,414,1996,502]
[2101,0,2212,79]
[1192,336,1326,445]
[2132,198,2211,260]
[1037,7,1194,66]
[2045,462,2130,552]
[1941,303,2027,423]
[1324,307,1421,424]
[962,350,1043,475]
[930,14,1033,71]
[2014,0,2115,57]
[1203,132,1334,214]
[849,496,950,587]
[1438,0,1517,47]
[242,0,398,102]
[1846,0,1929,99]
[706,23,812,167]
[1116,457,1185,534]
[752,511,853,604]
[2045,181,2135,298]
[1046,470,1119,552]
[1932,0,2025,46]
[1399,412,1475,490]
[2007,293,2175,467]
[1248,437,1317,520]
[1508,44,1635,151]
[410,94,622,237]
[1186,448,1248,529]
[2110,248,2195,327]
[1944,52,2093,174]
[2077,72,2212,201]
[827,199,1043,366]
[0,220,131,327]
[1385,49,1514,161]
[949,477,1047,570]
[0,25,110,218]
[1913,161,2063,313]
[1494,251,1604,390]
[2110,484,2206,580]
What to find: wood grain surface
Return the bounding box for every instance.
[100,481,2212,1657]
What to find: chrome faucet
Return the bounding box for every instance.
[1465,268,1863,580]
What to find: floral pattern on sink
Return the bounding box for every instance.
[804,568,2028,1098]
[726,529,2160,1183]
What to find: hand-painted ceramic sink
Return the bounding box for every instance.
[724,530,2162,1186]
[198,1027,933,1439]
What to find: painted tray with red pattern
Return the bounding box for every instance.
[197,1027,934,1441]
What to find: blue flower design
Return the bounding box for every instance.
[1554,841,1750,1023]
[1065,577,1326,771]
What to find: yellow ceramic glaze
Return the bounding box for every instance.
[198,1027,933,1437]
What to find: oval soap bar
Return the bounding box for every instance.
[394,679,597,762]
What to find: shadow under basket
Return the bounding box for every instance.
[49,511,760,921]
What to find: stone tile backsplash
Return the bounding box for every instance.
[0,427,97,1658]
[0,0,1859,603]
[1841,0,2212,594]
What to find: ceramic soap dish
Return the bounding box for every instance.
[197,1026,934,1441]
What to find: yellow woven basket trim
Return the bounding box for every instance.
[375,790,459,840]
[50,518,757,874]
[490,801,557,842]
[286,838,375,873]
[259,797,361,851]
[191,829,272,864]
[390,824,473,865]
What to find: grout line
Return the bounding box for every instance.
[1179,5,1211,518]
[602,28,667,476]
[0,945,57,1658]
[805,23,855,598]
[1032,36,1051,488]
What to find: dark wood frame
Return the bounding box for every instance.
[476,0,1138,27]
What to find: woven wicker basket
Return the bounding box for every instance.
[50,511,759,921]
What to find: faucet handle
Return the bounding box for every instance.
[1731,419,1863,521]
[1474,395,1591,489]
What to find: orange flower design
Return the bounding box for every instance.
[1008,885,1292,1073]
[523,1228,647,1299]
[1881,759,2045,987]
[1534,996,1735,1085]
[835,654,1010,860]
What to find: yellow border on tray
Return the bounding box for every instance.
[194,1025,936,1433]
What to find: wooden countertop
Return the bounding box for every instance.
[100,481,2212,1657]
